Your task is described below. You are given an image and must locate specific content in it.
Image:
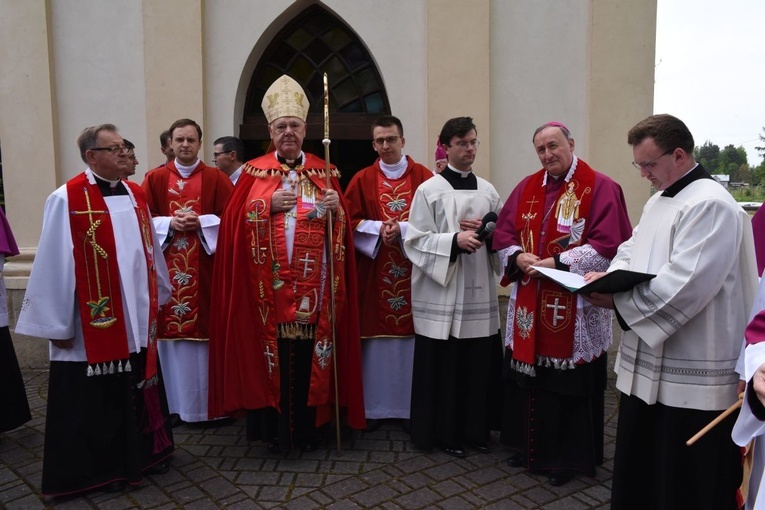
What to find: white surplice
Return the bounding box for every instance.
[16,169,171,359]
[612,178,758,411]
[404,174,503,340]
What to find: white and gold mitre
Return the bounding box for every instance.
[261,75,309,124]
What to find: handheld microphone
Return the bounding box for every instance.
[475,212,498,242]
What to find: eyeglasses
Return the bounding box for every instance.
[632,150,673,170]
[373,136,400,147]
[90,146,131,155]
[449,140,480,150]
[213,151,233,159]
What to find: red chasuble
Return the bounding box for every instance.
[344,157,432,338]
[208,152,365,429]
[511,162,596,369]
[141,161,232,341]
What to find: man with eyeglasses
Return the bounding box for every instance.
[208,74,365,453]
[141,118,233,426]
[122,138,138,178]
[212,136,245,185]
[403,116,503,458]
[16,124,175,496]
[584,114,757,508]
[492,121,632,486]
[344,115,432,432]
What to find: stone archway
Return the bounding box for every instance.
[240,4,390,189]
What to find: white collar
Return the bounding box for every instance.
[447,163,472,177]
[542,154,579,186]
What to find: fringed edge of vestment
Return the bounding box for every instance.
[243,165,340,179]
[86,358,131,377]
[278,322,316,340]
[509,356,577,377]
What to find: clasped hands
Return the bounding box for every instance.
[380,219,401,246]
[171,210,200,232]
[271,188,339,214]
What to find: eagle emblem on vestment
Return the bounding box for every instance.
[515,306,534,339]
[314,338,333,370]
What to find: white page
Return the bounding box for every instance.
[531,265,587,291]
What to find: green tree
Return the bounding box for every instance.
[756,126,765,159]
[696,141,720,173]
[754,160,765,186]
[734,163,752,184]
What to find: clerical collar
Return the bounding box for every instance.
[175,158,200,178]
[661,163,710,198]
[379,155,408,179]
[542,155,579,186]
[440,165,478,190]
[89,169,127,196]
[446,163,472,177]
[276,152,305,168]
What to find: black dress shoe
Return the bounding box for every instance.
[505,452,525,467]
[146,460,170,475]
[547,470,575,486]
[440,445,467,458]
[468,441,490,453]
[301,442,318,452]
[267,440,281,454]
[102,480,127,493]
[365,419,382,432]
[168,413,183,428]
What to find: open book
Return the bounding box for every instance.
[532,266,656,295]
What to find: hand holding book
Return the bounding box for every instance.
[531,266,656,295]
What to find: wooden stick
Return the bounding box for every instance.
[686,396,743,446]
[323,73,342,455]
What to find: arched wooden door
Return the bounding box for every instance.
[240,5,390,189]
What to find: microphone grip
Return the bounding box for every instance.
[476,222,496,242]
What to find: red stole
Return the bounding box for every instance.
[242,157,350,410]
[67,173,169,452]
[512,162,596,370]
[67,174,129,372]
[161,168,203,340]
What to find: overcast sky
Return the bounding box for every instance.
[654,0,765,165]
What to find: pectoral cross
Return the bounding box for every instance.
[545,297,566,326]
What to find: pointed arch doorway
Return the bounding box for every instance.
[240,5,389,190]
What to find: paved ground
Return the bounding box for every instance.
[0,368,619,509]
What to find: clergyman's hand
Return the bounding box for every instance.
[271,189,297,213]
[459,218,482,232]
[382,219,400,246]
[320,189,339,212]
[753,363,765,409]
[456,231,482,254]
[516,252,541,277]
[50,338,74,349]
